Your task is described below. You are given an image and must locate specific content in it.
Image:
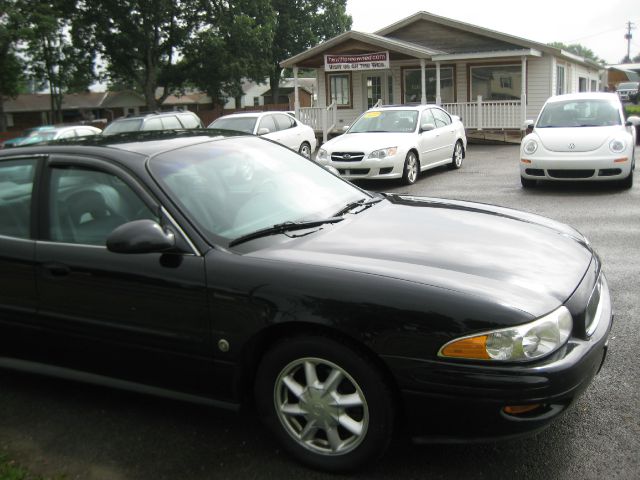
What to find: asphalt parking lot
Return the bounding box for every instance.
[0,144,638,479]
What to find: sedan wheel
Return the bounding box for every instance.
[402,151,419,185]
[299,142,312,159]
[449,141,464,169]
[255,336,394,472]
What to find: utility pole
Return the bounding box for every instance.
[624,21,635,63]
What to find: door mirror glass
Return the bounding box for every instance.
[107,219,175,254]
[420,123,436,132]
[258,127,270,135]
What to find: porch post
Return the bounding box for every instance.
[435,61,441,105]
[521,56,527,123]
[293,66,300,118]
[420,59,426,105]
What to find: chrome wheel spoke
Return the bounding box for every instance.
[280,403,306,416]
[303,360,319,387]
[326,426,343,452]
[282,374,305,398]
[299,420,319,441]
[332,392,363,408]
[322,369,343,396]
[338,414,363,436]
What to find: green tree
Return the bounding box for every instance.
[267,0,352,104]
[182,0,275,106]
[548,42,604,64]
[0,0,28,132]
[77,0,196,111]
[25,0,95,123]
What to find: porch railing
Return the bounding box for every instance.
[298,101,337,143]
[441,97,522,130]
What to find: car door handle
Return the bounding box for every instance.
[42,263,71,277]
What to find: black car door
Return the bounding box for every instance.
[33,155,213,395]
[0,156,40,351]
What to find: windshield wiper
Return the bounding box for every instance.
[333,196,382,216]
[229,217,344,247]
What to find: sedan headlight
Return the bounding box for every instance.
[609,139,626,153]
[522,139,538,155]
[368,147,398,159]
[438,306,572,362]
[317,148,328,161]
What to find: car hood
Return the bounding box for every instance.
[533,126,621,152]
[248,196,593,318]
[323,132,414,153]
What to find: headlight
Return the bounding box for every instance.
[438,306,572,362]
[609,139,626,153]
[368,147,398,159]
[317,148,328,161]
[522,139,538,155]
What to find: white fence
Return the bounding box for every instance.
[442,98,522,130]
[298,102,337,143]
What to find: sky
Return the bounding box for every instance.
[346,0,640,65]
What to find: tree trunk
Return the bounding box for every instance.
[269,65,282,105]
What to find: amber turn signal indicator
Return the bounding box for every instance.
[440,335,490,359]
[503,404,541,415]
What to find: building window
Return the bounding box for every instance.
[253,97,260,107]
[403,67,454,104]
[4,114,14,128]
[470,65,521,101]
[578,77,587,92]
[328,73,351,107]
[590,79,597,92]
[556,65,565,95]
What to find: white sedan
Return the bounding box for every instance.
[520,92,639,189]
[316,105,467,185]
[208,111,317,158]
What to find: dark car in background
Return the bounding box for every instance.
[101,111,203,136]
[616,81,639,103]
[0,130,612,472]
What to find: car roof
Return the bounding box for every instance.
[112,111,197,122]
[216,111,292,119]
[545,92,621,103]
[0,129,248,159]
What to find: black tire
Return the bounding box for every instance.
[298,141,312,159]
[521,176,537,188]
[254,336,395,473]
[402,151,419,185]
[449,141,464,169]
[620,169,633,189]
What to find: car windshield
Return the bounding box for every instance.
[209,117,257,134]
[618,82,639,90]
[348,110,418,133]
[148,136,367,245]
[102,119,144,136]
[536,99,621,128]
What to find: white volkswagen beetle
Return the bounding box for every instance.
[520,92,639,189]
[316,105,467,185]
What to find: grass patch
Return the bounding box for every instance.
[0,454,64,480]
[624,105,640,117]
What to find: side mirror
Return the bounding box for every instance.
[625,115,640,127]
[342,125,350,132]
[522,120,535,134]
[257,127,270,135]
[420,123,435,132]
[107,219,175,254]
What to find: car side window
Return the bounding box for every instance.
[178,113,201,129]
[431,109,452,128]
[161,116,182,129]
[142,118,163,131]
[48,167,158,246]
[258,115,277,134]
[420,109,436,127]
[0,158,36,239]
[274,114,295,131]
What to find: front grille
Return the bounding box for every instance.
[548,169,595,179]
[331,152,365,162]
[337,168,370,175]
[525,168,545,176]
[598,168,622,177]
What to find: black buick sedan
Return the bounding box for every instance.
[0,130,611,472]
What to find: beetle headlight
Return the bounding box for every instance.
[609,139,625,153]
[438,306,572,362]
[523,139,538,155]
[368,147,398,159]
[317,148,328,161]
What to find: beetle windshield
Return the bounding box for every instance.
[537,99,621,128]
[348,110,418,133]
[148,136,367,245]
